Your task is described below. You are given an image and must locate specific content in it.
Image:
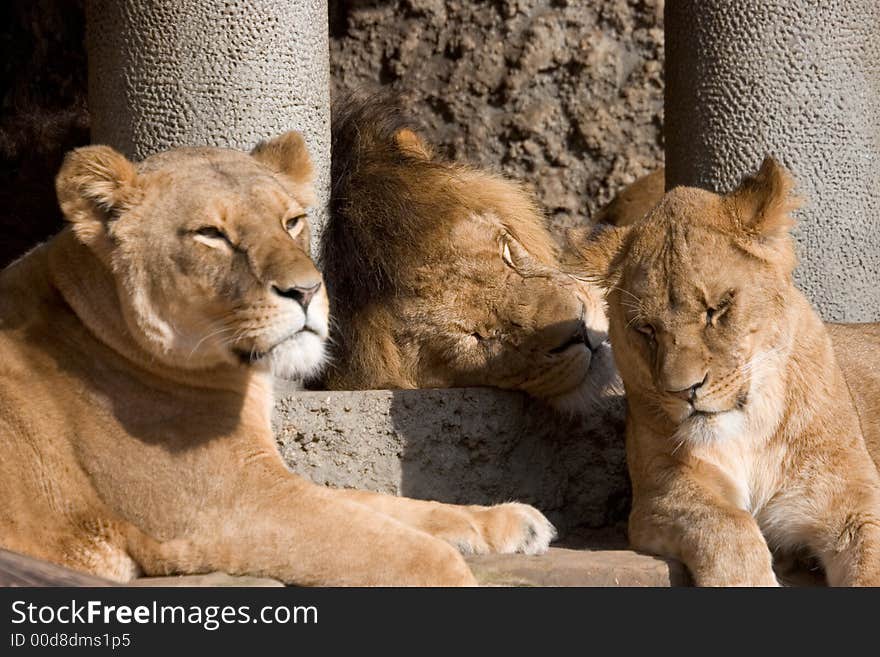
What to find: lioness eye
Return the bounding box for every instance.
[636,324,655,339]
[706,298,731,327]
[195,226,228,241]
[285,214,306,238]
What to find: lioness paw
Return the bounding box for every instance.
[478,503,557,555]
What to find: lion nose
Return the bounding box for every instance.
[584,326,606,354]
[272,282,322,310]
[667,374,708,403]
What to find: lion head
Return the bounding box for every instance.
[570,157,802,441]
[320,96,616,410]
[54,132,329,380]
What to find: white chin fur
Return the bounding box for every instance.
[269,331,327,380]
[549,342,624,415]
[673,409,746,448]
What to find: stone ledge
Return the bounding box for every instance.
[274,384,628,533]
[467,548,690,587]
[0,549,113,587]
[132,572,284,587]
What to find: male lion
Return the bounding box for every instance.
[0,133,556,585]
[319,96,617,410]
[571,157,880,586]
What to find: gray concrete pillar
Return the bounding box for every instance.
[665,1,880,322]
[85,0,331,246]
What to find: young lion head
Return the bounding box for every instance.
[321,95,617,410]
[55,132,329,380]
[570,157,802,442]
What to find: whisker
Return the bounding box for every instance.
[609,286,643,306]
[187,324,239,360]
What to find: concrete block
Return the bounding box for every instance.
[85,0,331,245]
[665,0,880,322]
[274,385,629,533]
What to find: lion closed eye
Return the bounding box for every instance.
[320,94,619,411]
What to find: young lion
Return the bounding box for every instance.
[572,157,880,586]
[0,133,555,585]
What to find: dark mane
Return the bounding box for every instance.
[319,92,561,389]
[324,93,467,312]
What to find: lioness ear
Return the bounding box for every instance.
[394,128,433,160]
[55,145,139,244]
[563,224,632,292]
[728,156,801,239]
[727,156,801,272]
[251,131,315,204]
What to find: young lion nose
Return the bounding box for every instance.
[667,374,708,403]
[272,282,322,310]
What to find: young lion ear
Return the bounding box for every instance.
[728,156,801,240]
[251,131,316,206]
[562,224,632,292]
[55,145,139,244]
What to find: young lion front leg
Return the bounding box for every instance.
[629,471,778,587]
[817,482,880,586]
[334,489,557,556]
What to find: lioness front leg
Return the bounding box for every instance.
[629,474,778,587]
[335,489,556,555]
[129,475,477,587]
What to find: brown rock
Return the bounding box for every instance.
[331,0,664,233]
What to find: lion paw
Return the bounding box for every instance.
[477,503,557,555]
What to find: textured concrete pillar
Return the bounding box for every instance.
[85,0,331,245]
[665,1,880,322]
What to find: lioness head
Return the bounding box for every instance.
[55,132,329,379]
[570,157,801,441]
[323,96,617,410]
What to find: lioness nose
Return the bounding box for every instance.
[667,374,708,403]
[272,282,322,310]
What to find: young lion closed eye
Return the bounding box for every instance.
[571,157,880,586]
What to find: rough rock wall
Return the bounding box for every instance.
[0,1,87,268]
[330,0,665,234]
[0,0,664,266]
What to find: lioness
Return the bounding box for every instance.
[571,157,880,586]
[0,132,556,585]
[320,95,617,410]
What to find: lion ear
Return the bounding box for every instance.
[563,224,632,292]
[394,128,433,160]
[251,131,316,205]
[55,145,140,244]
[728,156,801,240]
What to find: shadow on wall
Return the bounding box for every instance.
[273,384,630,535]
[391,388,630,533]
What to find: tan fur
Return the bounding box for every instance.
[322,96,618,411]
[0,135,557,586]
[595,168,666,228]
[571,157,880,586]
